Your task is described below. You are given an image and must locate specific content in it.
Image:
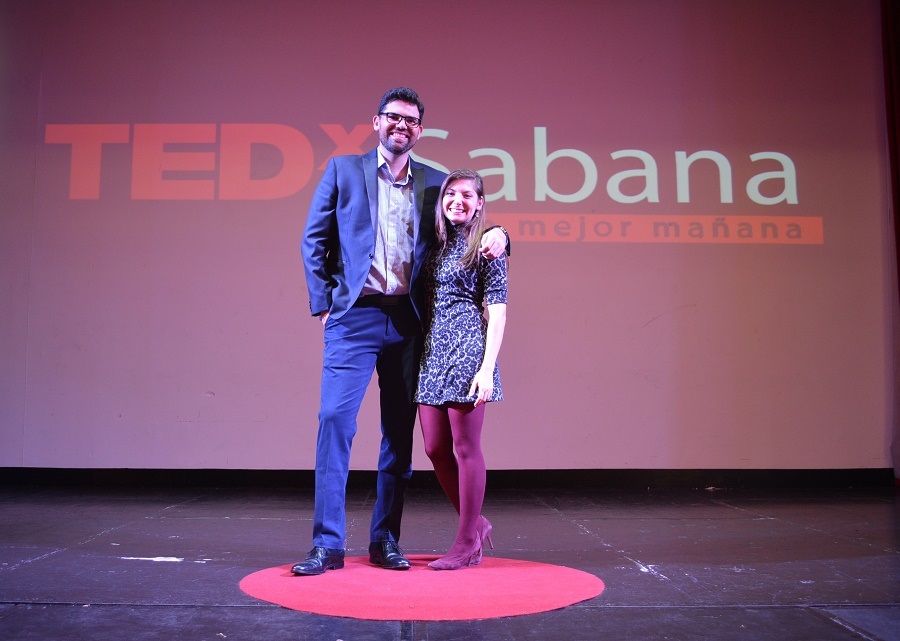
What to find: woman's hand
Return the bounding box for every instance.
[468,368,494,407]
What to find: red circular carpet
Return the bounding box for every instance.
[240,555,604,621]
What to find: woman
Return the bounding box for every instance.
[415,169,508,570]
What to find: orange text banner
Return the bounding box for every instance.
[490,213,825,245]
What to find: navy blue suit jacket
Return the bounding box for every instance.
[301,149,447,322]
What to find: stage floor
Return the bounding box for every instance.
[0,481,897,640]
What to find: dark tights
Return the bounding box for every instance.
[419,402,486,554]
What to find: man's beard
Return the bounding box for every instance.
[380,129,414,155]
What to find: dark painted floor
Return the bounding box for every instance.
[0,482,898,640]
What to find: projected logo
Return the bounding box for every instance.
[45,123,821,245]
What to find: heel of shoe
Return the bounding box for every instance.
[481,516,494,551]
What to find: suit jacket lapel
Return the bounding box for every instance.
[410,161,425,242]
[362,150,379,232]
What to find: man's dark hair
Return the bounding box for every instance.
[378,87,425,121]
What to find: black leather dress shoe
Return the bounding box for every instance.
[368,541,411,570]
[291,546,345,576]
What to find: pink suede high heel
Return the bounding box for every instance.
[429,529,483,570]
[471,516,493,565]
[481,516,494,550]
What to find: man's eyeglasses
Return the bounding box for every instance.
[379,112,422,128]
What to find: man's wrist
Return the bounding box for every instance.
[486,225,511,256]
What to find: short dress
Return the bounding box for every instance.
[415,224,508,405]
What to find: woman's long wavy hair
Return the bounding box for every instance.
[434,169,487,269]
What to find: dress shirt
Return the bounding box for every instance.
[361,150,416,296]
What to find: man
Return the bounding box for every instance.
[294,87,508,575]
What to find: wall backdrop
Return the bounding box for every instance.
[0,0,894,470]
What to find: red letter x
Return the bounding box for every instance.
[319,124,374,169]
